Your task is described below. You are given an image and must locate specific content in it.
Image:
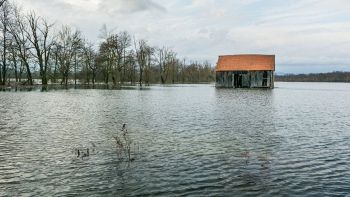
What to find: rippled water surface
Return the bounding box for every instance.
[1,82,350,196]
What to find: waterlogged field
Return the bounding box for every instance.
[1,83,350,196]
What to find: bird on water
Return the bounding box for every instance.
[76,148,90,158]
[82,148,90,158]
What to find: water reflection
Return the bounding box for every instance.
[1,83,350,196]
[0,84,148,92]
[213,88,278,193]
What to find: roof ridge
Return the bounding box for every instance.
[219,54,275,57]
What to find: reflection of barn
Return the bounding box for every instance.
[215,54,275,88]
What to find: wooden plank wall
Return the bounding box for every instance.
[216,71,274,88]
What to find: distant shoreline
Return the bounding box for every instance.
[2,71,350,91]
[275,71,350,83]
[0,83,216,91]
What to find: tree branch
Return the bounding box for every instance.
[0,0,6,7]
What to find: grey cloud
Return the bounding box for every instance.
[26,0,73,10]
[98,0,166,14]
[16,0,350,73]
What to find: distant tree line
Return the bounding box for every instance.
[0,1,215,87]
[276,71,350,83]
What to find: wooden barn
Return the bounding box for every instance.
[215,54,275,88]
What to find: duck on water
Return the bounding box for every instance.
[76,148,90,159]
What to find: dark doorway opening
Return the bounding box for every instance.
[234,74,243,88]
[262,71,268,87]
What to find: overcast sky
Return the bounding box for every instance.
[16,0,350,73]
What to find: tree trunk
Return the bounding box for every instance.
[118,68,122,86]
[92,69,96,86]
[139,69,143,87]
[11,46,18,83]
[24,62,33,85]
[41,71,47,85]
[85,64,90,85]
[19,61,24,83]
[104,68,109,84]
[13,57,18,83]
[74,53,77,86]
[2,25,6,85]
[36,52,47,85]
[53,53,58,83]
[65,73,68,86]
[0,62,2,85]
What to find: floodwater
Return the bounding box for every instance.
[1,82,350,196]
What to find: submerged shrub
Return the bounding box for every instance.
[113,124,137,162]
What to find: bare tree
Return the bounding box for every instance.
[125,50,136,84]
[109,33,125,85]
[98,29,131,86]
[25,11,54,85]
[50,43,59,83]
[135,39,153,86]
[0,1,10,85]
[56,26,82,85]
[2,2,216,86]
[145,47,153,86]
[156,47,175,84]
[82,41,97,85]
[98,37,114,84]
[9,5,33,85]
[73,37,83,86]
[9,39,19,82]
[119,31,131,84]
[97,24,114,84]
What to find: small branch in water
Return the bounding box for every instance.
[113,124,138,162]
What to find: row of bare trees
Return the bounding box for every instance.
[1,2,52,85]
[0,1,215,87]
[276,71,350,82]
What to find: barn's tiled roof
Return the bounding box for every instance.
[216,54,275,71]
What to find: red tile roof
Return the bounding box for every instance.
[216,54,275,71]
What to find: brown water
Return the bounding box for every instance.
[1,83,350,196]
